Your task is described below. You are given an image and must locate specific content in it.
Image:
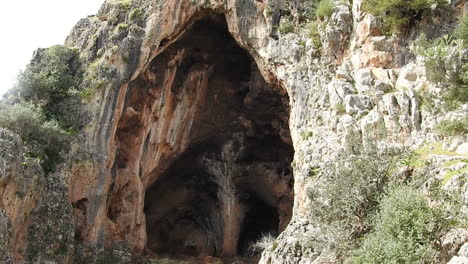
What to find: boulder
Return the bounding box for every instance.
[354,68,374,93]
[456,143,468,155]
[344,94,373,115]
[327,79,356,106]
[396,63,419,90]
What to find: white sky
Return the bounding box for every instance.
[0,0,105,96]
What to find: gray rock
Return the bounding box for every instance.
[0,210,13,263]
[456,143,468,155]
[443,171,468,204]
[322,4,352,60]
[374,80,393,93]
[0,129,23,183]
[448,256,468,264]
[378,94,401,116]
[459,243,468,258]
[354,68,374,93]
[443,229,468,257]
[410,97,421,130]
[396,63,420,90]
[448,138,466,152]
[361,108,385,139]
[327,79,355,106]
[344,94,373,115]
[370,36,394,52]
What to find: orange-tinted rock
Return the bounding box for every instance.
[68,9,294,262]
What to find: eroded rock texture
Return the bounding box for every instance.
[104,14,293,261]
[2,0,468,263]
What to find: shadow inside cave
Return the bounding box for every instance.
[128,13,295,263]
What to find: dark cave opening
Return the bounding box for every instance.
[126,14,295,262]
[237,194,279,257]
[144,163,221,258]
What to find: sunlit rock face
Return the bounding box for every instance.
[111,14,294,261]
[3,0,467,263]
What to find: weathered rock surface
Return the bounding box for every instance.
[0,0,467,263]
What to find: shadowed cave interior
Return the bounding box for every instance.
[135,14,295,262]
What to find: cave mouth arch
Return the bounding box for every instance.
[115,13,294,262]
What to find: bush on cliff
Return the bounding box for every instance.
[316,0,335,20]
[16,45,84,128]
[455,14,468,42]
[363,0,446,34]
[411,23,468,110]
[435,117,468,136]
[307,144,400,254]
[0,102,70,172]
[346,185,447,264]
[17,45,80,103]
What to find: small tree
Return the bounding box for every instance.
[435,117,468,136]
[363,0,446,34]
[455,14,468,42]
[0,102,70,172]
[18,45,80,102]
[411,31,468,110]
[307,144,400,255]
[346,185,447,264]
[16,45,83,125]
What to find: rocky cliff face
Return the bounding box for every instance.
[0,0,467,263]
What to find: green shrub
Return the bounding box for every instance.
[249,234,277,254]
[346,185,446,264]
[118,0,132,10]
[307,145,400,254]
[115,23,129,33]
[412,34,468,109]
[412,34,449,83]
[6,45,86,171]
[435,118,468,136]
[0,102,70,172]
[16,45,84,128]
[455,14,468,42]
[301,131,313,140]
[307,22,322,48]
[17,45,81,105]
[316,0,335,20]
[363,0,445,34]
[333,103,346,114]
[443,62,468,109]
[278,20,295,34]
[129,8,143,22]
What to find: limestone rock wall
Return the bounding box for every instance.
[0,0,467,263]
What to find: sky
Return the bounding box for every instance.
[0,0,105,96]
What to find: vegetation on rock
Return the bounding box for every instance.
[347,185,447,264]
[250,234,278,254]
[307,144,400,255]
[1,0,467,263]
[307,22,322,48]
[436,117,468,136]
[17,45,81,110]
[315,0,335,20]
[455,14,468,42]
[0,45,86,171]
[307,137,467,262]
[412,16,468,110]
[0,102,71,172]
[363,0,446,34]
[279,19,296,34]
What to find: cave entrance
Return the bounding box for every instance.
[133,14,294,262]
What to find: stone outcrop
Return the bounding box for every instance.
[0,0,467,263]
[104,15,294,260]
